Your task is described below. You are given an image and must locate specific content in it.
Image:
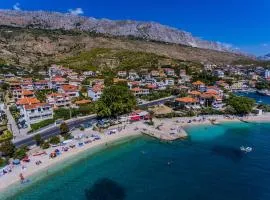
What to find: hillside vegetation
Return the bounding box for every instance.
[59,48,183,71]
[0,26,256,70]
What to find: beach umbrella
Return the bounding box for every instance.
[13,159,20,165]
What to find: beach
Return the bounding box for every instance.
[1,112,270,195]
[0,121,144,193]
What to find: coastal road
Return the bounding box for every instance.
[139,96,176,108]
[14,115,97,148]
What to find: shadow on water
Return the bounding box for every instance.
[211,145,244,162]
[85,178,126,200]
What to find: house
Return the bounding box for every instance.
[59,85,79,98]
[151,70,159,77]
[21,90,35,99]
[50,76,67,90]
[34,80,50,90]
[265,70,270,79]
[47,93,71,108]
[206,86,223,97]
[21,79,34,91]
[131,87,149,96]
[128,71,139,80]
[192,81,206,92]
[74,99,91,107]
[188,90,201,98]
[213,70,225,78]
[22,103,53,125]
[179,69,186,77]
[163,68,175,76]
[165,78,174,86]
[83,71,96,77]
[175,97,198,109]
[117,71,127,77]
[16,97,40,108]
[88,84,104,101]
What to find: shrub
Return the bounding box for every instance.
[30,119,55,131]
[13,147,27,160]
[49,136,61,145]
[0,130,13,143]
[41,142,50,149]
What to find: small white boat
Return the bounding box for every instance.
[240,146,252,153]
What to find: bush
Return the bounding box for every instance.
[33,134,44,146]
[0,140,15,157]
[41,142,50,149]
[13,147,28,160]
[0,157,7,167]
[49,136,60,145]
[0,130,13,142]
[30,119,55,131]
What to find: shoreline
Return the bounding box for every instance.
[1,113,270,196]
[0,123,143,195]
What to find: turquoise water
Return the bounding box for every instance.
[3,122,270,200]
[235,92,270,104]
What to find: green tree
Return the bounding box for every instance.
[13,146,28,160]
[0,140,15,157]
[34,134,44,146]
[49,136,61,145]
[227,95,255,115]
[41,142,50,149]
[95,85,136,117]
[60,123,69,134]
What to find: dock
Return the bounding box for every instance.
[140,126,187,141]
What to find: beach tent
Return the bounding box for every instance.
[13,159,20,165]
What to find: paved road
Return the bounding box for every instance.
[14,115,97,148]
[13,96,176,147]
[139,96,176,108]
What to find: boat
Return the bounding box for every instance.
[240,146,252,153]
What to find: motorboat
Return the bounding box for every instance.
[240,146,252,153]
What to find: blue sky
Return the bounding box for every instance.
[1,0,269,56]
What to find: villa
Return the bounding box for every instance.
[58,85,79,98]
[88,84,104,101]
[21,103,53,125]
[46,93,71,108]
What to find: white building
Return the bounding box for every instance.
[47,93,71,108]
[88,84,104,101]
[265,70,270,79]
[22,103,53,125]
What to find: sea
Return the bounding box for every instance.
[234,91,270,105]
[2,121,270,200]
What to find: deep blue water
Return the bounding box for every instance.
[234,92,270,105]
[3,122,270,200]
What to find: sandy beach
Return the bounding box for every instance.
[1,113,270,194]
[0,121,145,193]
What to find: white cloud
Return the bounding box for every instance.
[13,2,21,11]
[68,8,84,16]
[262,43,269,47]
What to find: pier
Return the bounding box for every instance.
[140,123,188,141]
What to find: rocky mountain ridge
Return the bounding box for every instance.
[0,10,234,52]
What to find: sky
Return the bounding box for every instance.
[0,0,270,56]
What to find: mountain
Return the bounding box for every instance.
[258,53,270,61]
[0,10,255,69]
[0,10,233,52]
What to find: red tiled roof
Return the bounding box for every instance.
[24,103,50,110]
[189,90,201,96]
[192,81,205,85]
[61,85,78,92]
[175,97,198,103]
[22,90,34,96]
[17,97,40,105]
[75,99,91,105]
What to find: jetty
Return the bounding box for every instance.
[140,119,188,141]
